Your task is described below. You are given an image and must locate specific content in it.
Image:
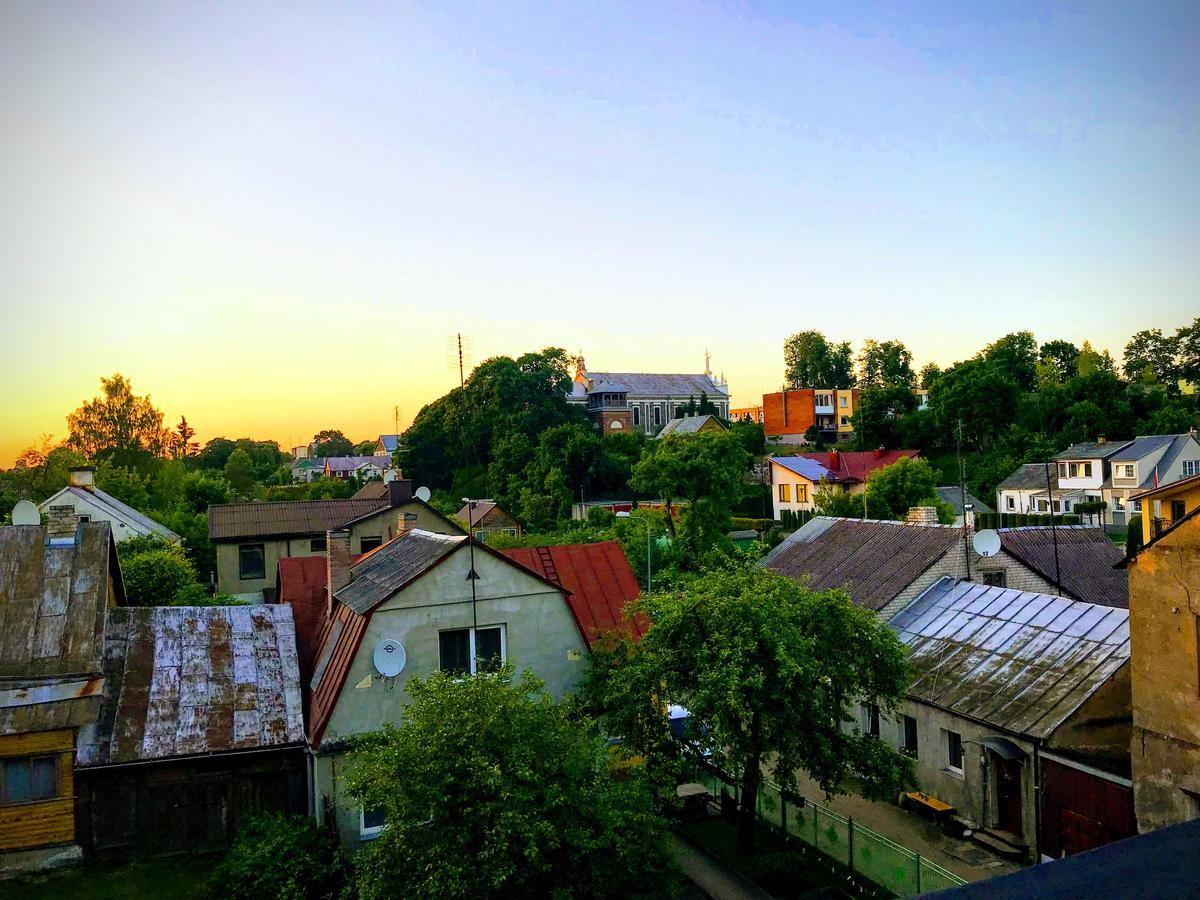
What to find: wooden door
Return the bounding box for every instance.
[996,757,1023,835]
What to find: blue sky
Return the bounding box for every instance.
[1,2,1197,460]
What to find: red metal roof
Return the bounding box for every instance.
[797,448,919,484]
[501,541,646,649]
[276,556,330,685]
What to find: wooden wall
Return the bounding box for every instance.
[1041,757,1136,859]
[0,729,75,852]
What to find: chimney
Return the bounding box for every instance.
[828,449,839,471]
[964,502,975,531]
[46,504,78,537]
[906,506,939,525]
[398,512,418,535]
[69,466,96,492]
[876,447,886,459]
[387,479,413,507]
[326,528,352,617]
[1097,435,1107,445]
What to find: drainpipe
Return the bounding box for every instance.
[1034,741,1043,862]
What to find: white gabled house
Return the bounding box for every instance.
[38,466,180,545]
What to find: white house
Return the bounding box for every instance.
[38,466,180,544]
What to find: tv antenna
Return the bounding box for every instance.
[447,334,474,388]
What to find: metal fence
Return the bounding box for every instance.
[694,768,966,897]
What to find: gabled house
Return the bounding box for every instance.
[289,457,326,483]
[655,414,727,438]
[307,529,590,844]
[762,517,1127,621]
[323,456,393,481]
[1106,433,1200,528]
[38,467,179,545]
[768,449,919,520]
[208,481,464,600]
[995,463,1060,517]
[936,485,993,526]
[374,435,401,455]
[456,500,521,543]
[0,521,123,875]
[75,605,306,860]
[886,578,1135,860]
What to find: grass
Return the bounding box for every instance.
[680,817,853,899]
[10,857,214,900]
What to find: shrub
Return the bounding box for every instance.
[1126,515,1143,557]
[587,506,617,527]
[121,547,198,606]
[209,812,348,900]
[171,583,244,607]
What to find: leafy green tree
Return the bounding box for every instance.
[353,439,377,455]
[231,439,289,481]
[118,542,199,606]
[982,331,1039,391]
[1143,403,1196,435]
[346,669,674,899]
[1176,317,1200,386]
[1123,329,1178,384]
[813,481,863,518]
[587,567,912,852]
[863,457,953,522]
[65,374,168,466]
[630,431,748,551]
[857,339,915,390]
[95,463,151,512]
[182,471,233,514]
[223,448,256,498]
[210,812,348,900]
[167,510,217,582]
[918,362,942,390]
[729,419,766,458]
[311,430,353,458]
[783,331,854,389]
[1076,340,1116,377]
[1039,340,1080,383]
[851,386,918,449]
[929,359,1020,448]
[169,416,198,459]
[198,437,237,470]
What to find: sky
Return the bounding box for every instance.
[1,1,1197,465]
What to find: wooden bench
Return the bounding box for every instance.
[903,790,956,823]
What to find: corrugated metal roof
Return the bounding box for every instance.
[307,601,368,748]
[0,522,122,680]
[334,529,465,616]
[501,542,646,648]
[80,604,305,766]
[761,517,960,612]
[587,373,729,397]
[770,456,831,482]
[208,498,388,541]
[276,556,329,685]
[889,578,1130,739]
[998,527,1128,608]
[1056,441,1131,460]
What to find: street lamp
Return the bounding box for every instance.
[616,511,652,592]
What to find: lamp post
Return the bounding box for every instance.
[616,511,652,592]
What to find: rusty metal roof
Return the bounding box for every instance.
[889,577,1130,740]
[334,529,466,615]
[998,527,1128,608]
[208,498,387,542]
[761,517,961,612]
[501,542,646,648]
[0,522,123,680]
[79,605,305,766]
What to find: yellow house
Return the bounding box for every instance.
[1133,473,1200,545]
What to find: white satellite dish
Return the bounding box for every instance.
[11,500,41,526]
[415,486,432,503]
[972,529,1002,558]
[373,638,406,677]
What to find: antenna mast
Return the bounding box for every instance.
[957,418,971,582]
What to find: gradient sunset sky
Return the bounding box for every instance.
[2,2,1197,465]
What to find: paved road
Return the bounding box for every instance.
[669,833,775,900]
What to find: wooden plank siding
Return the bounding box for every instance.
[1041,758,1137,858]
[0,729,76,851]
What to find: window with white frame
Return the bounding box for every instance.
[652,406,661,426]
[631,405,640,426]
[439,625,506,676]
[360,806,386,839]
[1006,495,1015,510]
[943,729,964,775]
[1185,460,1200,477]
[1082,462,1093,477]
[1117,464,1135,479]
[1058,462,1068,479]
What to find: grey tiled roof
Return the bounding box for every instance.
[996,463,1059,492]
[1056,441,1131,461]
[936,486,993,514]
[334,529,465,615]
[890,577,1130,739]
[587,373,729,397]
[208,499,388,541]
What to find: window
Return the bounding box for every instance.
[944,729,964,774]
[1118,464,1135,479]
[796,484,808,503]
[840,396,848,408]
[816,393,832,407]
[1171,500,1187,522]
[1185,461,1200,477]
[631,405,640,426]
[867,705,880,738]
[439,625,506,676]
[902,716,918,758]
[77,515,90,523]
[652,406,661,426]
[360,536,383,553]
[840,415,850,426]
[778,484,791,503]
[1068,462,1080,478]
[1006,495,1015,510]
[983,571,1007,588]
[1115,496,1126,510]
[310,537,326,552]
[1,756,58,805]
[360,806,386,839]
[238,544,265,581]
[1082,462,1092,478]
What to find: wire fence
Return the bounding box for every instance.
[693,767,965,897]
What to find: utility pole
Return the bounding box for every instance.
[1043,459,1062,596]
[957,419,971,582]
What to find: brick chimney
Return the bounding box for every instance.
[387,479,413,507]
[1097,435,1107,445]
[828,449,840,471]
[876,447,886,459]
[398,512,418,534]
[906,506,939,525]
[326,528,352,617]
[45,505,78,537]
[69,466,96,492]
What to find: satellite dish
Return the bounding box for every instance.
[973,529,1002,558]
[415,486,431,503]
[373,638,406,677]
[11,500,41,526]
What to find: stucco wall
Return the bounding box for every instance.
[1129,514,1200,831]
[315,544,590,844]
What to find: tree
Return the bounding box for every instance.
[1039,340,1080,384]
[982,332,1038,392]
[863,457,953,522]
[95,462,150,512]
[857,339,915,390]
[311,429,353,458]
[783,331,854,389]
[1122,329,1178,384]
[851,386,918,449]
[66,374,168,466]
[918,362,942,390]
[587,567,912,852]
[182,471,233,514]
[198,437,237,470]
[1175,317,1200,386]
[1076,341,1116,377]
[630,431,748,551]
[346,669,674,899]
[118,540,199,606]
[352,439,377,455]
[928,359,1020,448]
[813,481,862,518]
[223,448,256,498]
[169,416,198,459]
